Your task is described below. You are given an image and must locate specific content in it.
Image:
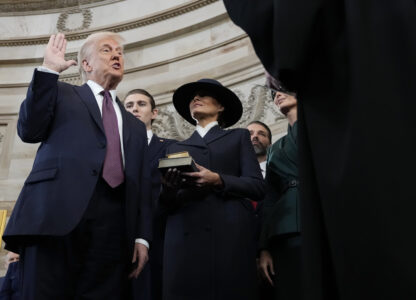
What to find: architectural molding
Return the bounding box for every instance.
[56,8,93,32]
[0,13,229,64]
[0,33,248,88]
[0,0,121,16]
[0,0,219,46]
[59,33,248,84]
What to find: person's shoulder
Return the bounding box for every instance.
[154,135,177,145]
[124,111,147,137]
[125,109,145,128]
[270,133,286,149]
[228,127,249,133]
[58,80,77,90]
[224,127,250,137]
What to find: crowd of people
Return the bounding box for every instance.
[0,31,300,300]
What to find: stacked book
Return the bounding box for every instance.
[158,151,198,174]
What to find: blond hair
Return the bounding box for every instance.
[78,31,125,83]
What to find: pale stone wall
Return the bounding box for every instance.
[0,0,288,274]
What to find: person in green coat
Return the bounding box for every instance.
[259,79,300,300]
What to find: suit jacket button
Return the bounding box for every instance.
[91,170,98,176]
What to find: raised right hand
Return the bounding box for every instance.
[42,33,77,73]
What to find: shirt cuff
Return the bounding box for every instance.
[37,66,60,75]
[135,238,149,249]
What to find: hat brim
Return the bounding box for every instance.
[172,81,243,128]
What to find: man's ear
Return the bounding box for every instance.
[82,59,92,72]
[151,108,159,120]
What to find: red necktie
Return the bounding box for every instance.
[101,90,124,188]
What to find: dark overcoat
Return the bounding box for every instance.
[224,1,416,299]
[3,70,152,260]
[161,126,265,300]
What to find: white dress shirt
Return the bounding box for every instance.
[86,80,126,167]
[37,67,149,249]
[259,160,267,179]
[196,121,219,138]
[146,130,153,145]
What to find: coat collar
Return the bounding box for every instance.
[148,134,164,160]
[177,131,207,149]
[177,125,231,148]
[203,125,231,144]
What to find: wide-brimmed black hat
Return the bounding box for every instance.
[172,78,243,128]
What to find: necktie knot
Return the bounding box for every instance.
[102,90,112,103]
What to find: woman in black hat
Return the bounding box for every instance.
[160,79,265,300]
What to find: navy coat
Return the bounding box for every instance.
[3,70,152,259]
[133,134,175,300]
[161,126,265,300]
[148,135,176,207]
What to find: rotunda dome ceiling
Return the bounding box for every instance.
[0,0,113,14]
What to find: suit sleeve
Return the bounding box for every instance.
[17,69,59,143]
[258,168,281,250]
[220,129,265,202]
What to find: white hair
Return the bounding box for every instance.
[78,31,125,83]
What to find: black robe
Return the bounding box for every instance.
[224,1,416,299]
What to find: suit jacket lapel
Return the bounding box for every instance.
[177,131,207,149]
[74,84,104,133]
[203,125,230,144]
[148,135,164,161]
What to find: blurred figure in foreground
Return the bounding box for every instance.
[224,1,416,299]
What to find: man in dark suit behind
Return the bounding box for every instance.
[124,89,175,300]
[2,32,152,299]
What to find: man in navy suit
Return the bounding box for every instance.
[124,89,175,300]
[2,32,152,299]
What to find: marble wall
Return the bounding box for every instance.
[0,0,288,274]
